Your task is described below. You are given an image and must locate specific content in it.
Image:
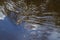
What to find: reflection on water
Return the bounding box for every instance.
[0,0,60,40]
[0,0,59,26]
[0,6,6,20]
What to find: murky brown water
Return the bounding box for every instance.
[19,0,59,26]
[0,0,60,27]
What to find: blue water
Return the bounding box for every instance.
[0,16,26,40]
[0,16,60,40]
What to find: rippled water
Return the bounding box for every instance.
[0,0,60,40]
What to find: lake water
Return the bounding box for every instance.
[0,0,60,40]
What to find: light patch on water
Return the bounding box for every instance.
[48,31,60,40]
[24,22,41,30]
[0,11,6,20]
